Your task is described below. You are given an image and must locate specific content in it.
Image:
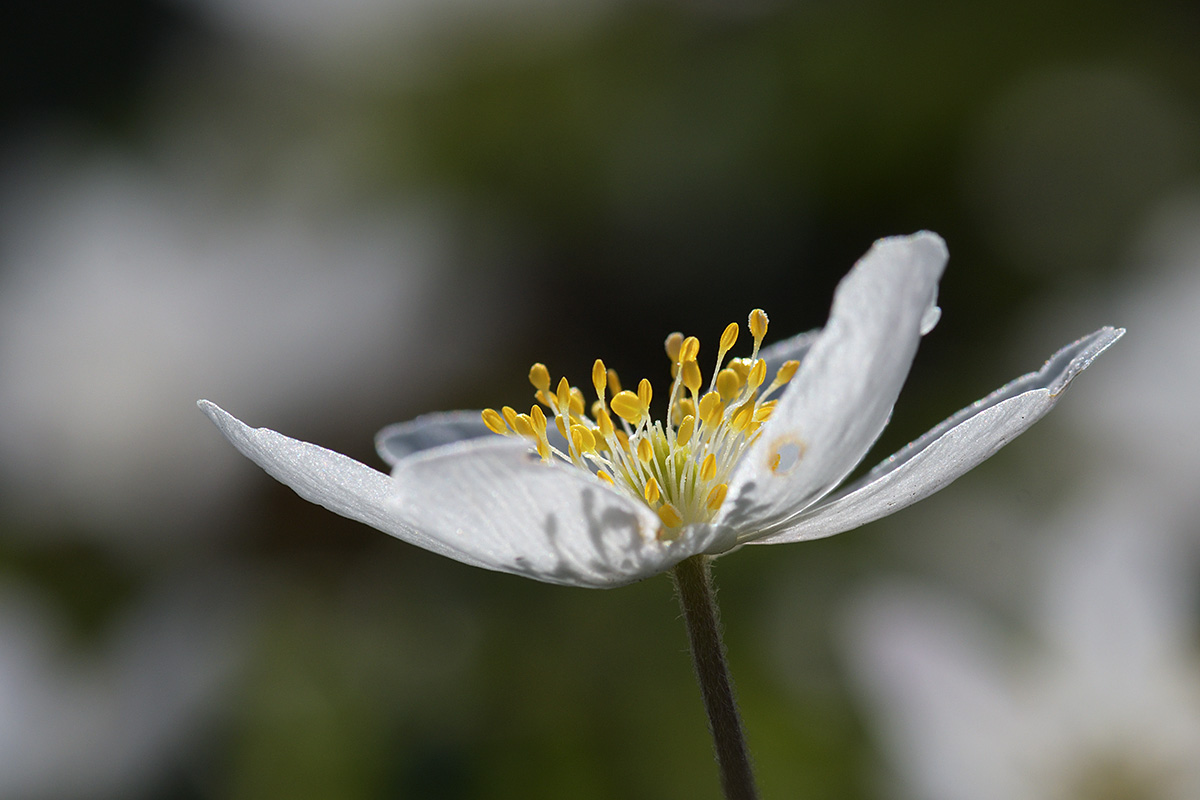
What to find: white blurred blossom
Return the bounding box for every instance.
[0,574,248,799]
[0,149,499,542]
[846,475,1200,800]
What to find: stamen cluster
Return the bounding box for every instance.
[483,309,799,537]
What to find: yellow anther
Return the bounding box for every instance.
[716,368,742,402]
[657,503,683,529]
[681,360,703,394]
[637,378,653,411]
[556,377,571,415]
[644,476,661,504]
[677,415,695,447]
[746,358,767,390]
[536,438,551,461]
[595,407,614,437]
[676,397,696,424]
[664,332,684,363]
[705,484,728,511]
[680,336,700,363]
[597,470,615,486]
[592,359,607,399]
[530,405,547,435]
[555,416,567,439]
[514,413,535,438]
[481,408,508,435]
[730,401,755,432]
[615,430,630,452]
[501,406,519,430]
[607,368,622,394]
[719,321,739,354]
[698,391,724,426]
[774,359,800,386]
[755,402,776,422]
[700,452,717,481]
[529,363,551,393]
[749,309,769,345]
[728,358,752,381]
[535,389,552,408]
[569,387,586,416]
[637,437,653,464]
[610,391,643,424]
[571,425,596,453]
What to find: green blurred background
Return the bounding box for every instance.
[2,1,1198,798]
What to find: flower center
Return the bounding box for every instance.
[482,309,798,538]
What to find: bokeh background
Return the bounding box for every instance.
[3,1,1200,798]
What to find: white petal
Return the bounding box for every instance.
[375,410,491,466]
[200,401,713,587]
[388,438,727,587]
[718,231,948,534]
[750,326,1123,544]
[199,400,465,558]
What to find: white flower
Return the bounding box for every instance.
[201,231,1121,588]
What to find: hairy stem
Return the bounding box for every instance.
[671,555,758,800]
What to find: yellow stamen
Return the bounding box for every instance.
[728,358,752,382]
[674,397,696,425]
[592,359,607,399]
[569,387,586,416]
[610,391,643,424]
[677,415,695,447]
[657,503,683,528]
[664,332,684,363]
[716,368,742,402]
[556,377,571,416]
[489,306,783,532]
[680,336,700,363]
[698,392,723,427]
[719,321,739,354]
[637,378,653,412]
[481,408,508,435]
[595,407,614,437]
[513,413,535,438]
[730,401,755,432]
[681,360,702,395]
[571,425,596,453]
[637,437,653,464]
[705,484,728,511]
[774,359,800,386]
[607,368,623,394]
[529,363,551,393]
[749,309,768,346]
[746,358,767,391]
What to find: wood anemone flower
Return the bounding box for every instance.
[200,232,1122,588]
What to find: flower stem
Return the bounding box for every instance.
[671,555,759,800]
